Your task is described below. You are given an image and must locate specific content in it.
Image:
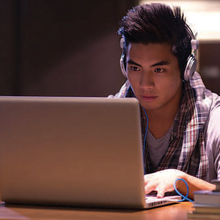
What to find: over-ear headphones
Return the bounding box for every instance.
[120,54,127,78]
[183,39,199,81]
[120,38,127,78]
[119,37,199,81]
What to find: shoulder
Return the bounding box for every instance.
[190,72,220,119]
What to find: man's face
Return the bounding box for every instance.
[125,43,182,112]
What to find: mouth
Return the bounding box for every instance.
[139,95,158,101]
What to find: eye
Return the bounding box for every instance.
[154,68,164,73]
[128,65,140,72]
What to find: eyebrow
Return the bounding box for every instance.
[151,61,170,67]
[127,60,141,67]
[127,59,170,67]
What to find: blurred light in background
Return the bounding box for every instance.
[139,0,220,42]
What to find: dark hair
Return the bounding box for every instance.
[118,3,195,77]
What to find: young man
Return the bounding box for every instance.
[112,3,220,199]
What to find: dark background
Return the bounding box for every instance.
[0,0,219,97]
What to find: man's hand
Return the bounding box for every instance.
[144,169,216,199]
[144,169,185,198]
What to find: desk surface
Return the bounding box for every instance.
[0,202,200,220]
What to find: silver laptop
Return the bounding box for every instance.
[0,96,180,209]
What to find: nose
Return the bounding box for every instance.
[139,71,154,90]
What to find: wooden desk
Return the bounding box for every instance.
[0,202,196,220]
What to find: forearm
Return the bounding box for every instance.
[176,173,216,200]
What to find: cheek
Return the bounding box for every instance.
[160,77,182,97]
[127,74,139,88]
[157,72,181,90]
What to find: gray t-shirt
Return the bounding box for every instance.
[147,125,173,168]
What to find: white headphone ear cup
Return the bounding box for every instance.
[120,54,127,78]
[184,55,197,81]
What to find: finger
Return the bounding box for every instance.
[156,186,165,198]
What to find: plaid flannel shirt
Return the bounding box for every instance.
[110,72,217,180]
